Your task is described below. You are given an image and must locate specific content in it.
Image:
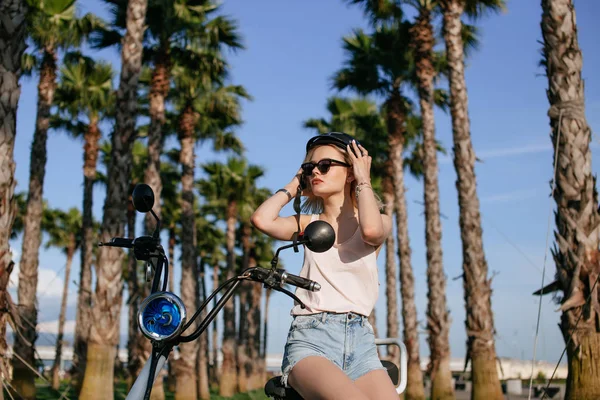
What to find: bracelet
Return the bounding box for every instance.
[276,188,292,201]
[355,182,372,201]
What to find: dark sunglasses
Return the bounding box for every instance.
[301,158,351,176]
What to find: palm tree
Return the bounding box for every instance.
[97,139,168,399]
[199,158,264,396]
[332,23,428,399]
[51,54,114,387]
[12,2,100,397]
[78,0,148,397]
[94,0,243,234]
[0,0,28,387]
[244,189,273,390]
[195,205,235,399]
[401,2,456,398]
[234,185,270,393]
[437,0,504,397]
[535,1,600,398]
[169,57,249,398]
[44,207,82,390]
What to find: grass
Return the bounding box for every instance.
[6,380,269,400]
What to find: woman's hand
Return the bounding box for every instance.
[286,168,311,197]
[347,140,371,184]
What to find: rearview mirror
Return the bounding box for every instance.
[303,220,335,253]
[132,184,155,213]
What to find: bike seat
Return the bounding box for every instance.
[381,360,399,386]
[264,376,303,400]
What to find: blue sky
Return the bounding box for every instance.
[8,0,600,366]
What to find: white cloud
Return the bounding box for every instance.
[9,262,66,298]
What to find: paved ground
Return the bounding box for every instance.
[453,387,564,400]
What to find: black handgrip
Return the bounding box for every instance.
[100,237,134,248]
[278,270,321,292]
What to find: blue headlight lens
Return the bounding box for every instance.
[139,292,185,340]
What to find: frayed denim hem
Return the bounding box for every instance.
[280,353,342,389]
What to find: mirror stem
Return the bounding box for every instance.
[150,209,161,240]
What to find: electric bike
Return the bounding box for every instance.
[103,184,406,399]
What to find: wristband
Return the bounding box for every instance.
[355,183,372,201]
[276,188,292,201]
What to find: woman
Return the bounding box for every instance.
[251,132,397,399]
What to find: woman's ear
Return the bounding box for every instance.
[346,171,355,183]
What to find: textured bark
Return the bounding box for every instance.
[196,261,210,399]
[261,288,271,383]
[386,90,426,400]
[246,258,263,390]
[383,174,399,364]
[0,0,28,389]
[79,0,148,397]
[12,45,56,399]
[541,1,600,398]
[219,200,238,397]
[237,286,249,392]
[174,106,199,400]
[72,116,100,389]
[237,223,252,392]
[50,245,74,390]
[440,1,502,398]
[143,47,169,235]
[126,186,140,376]
[168,227,176,293]
[411,8,454,400]
[210,263,220,387]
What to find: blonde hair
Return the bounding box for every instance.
[300,145,384,214]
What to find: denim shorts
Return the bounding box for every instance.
[281,311,386,388]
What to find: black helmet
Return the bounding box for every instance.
[306,132,362,157]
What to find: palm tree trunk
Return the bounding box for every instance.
[175,106,199,400]
[219,201,238,397]
[127,185,140,377]
[383,175,399,364]
[237,286,249,392]
[440,2,503,398]
[12,46,57,400]
[0,0,28,392]
[387,89,426,400]
[412,9,454,400]
[143,47,169,235]
[247,269,263,390]
[237,223,252,392]
[79,0,148,397]
[168,227,176,293]
[211,264,220,388]
[261,288,272,383]
[51,244,75,390]
[196,259,210,399]
[72,116,100,390]
[165,226,177,393]
[541,1,600,398]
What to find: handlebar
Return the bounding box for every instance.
[99,237,134,248]
[246,267,321,292]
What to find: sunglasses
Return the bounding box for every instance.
[301,158,351,176]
